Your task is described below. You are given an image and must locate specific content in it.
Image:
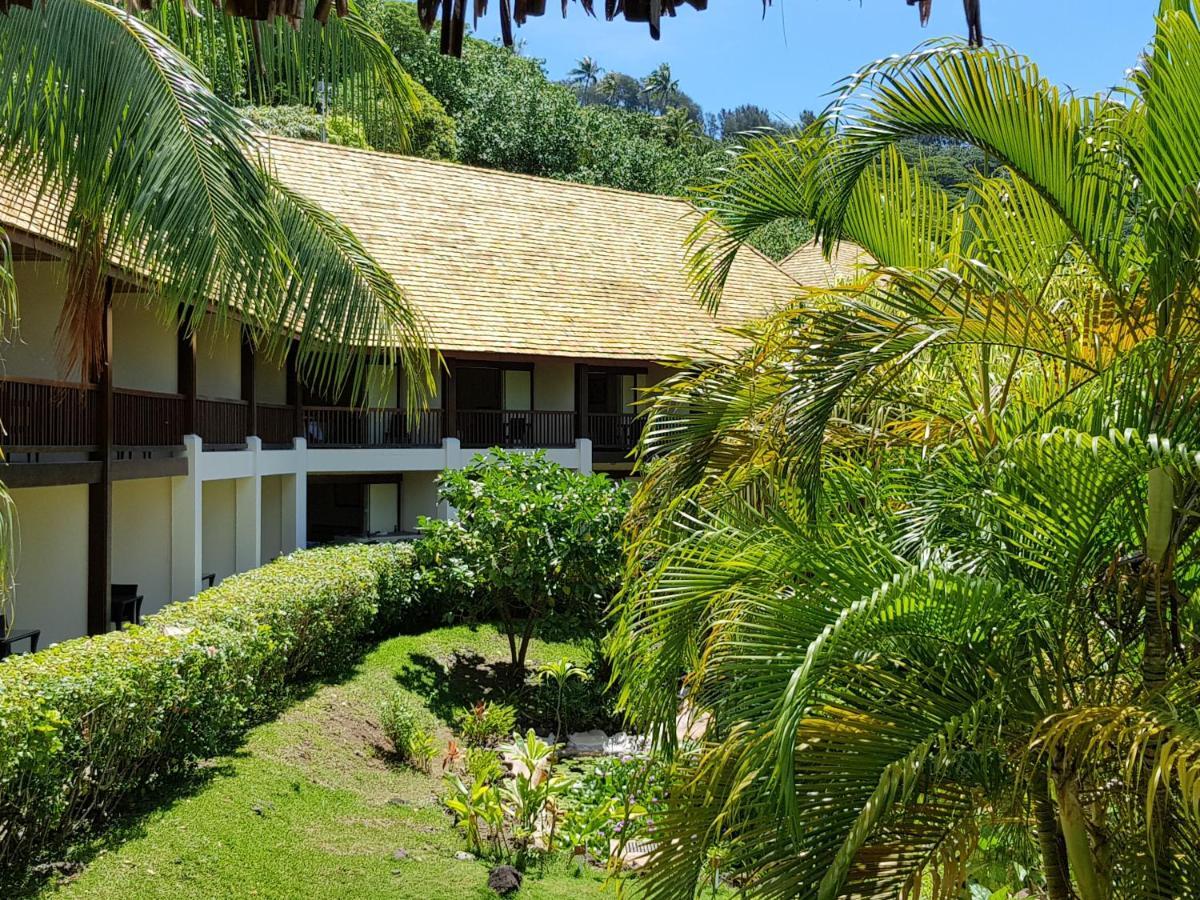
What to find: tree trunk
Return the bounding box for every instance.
[1143,467,1176,895]
[1033,768,1075,900]
[515,608,537,672]
[1056,774,1107,900]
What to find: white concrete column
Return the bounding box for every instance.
[234,440,262,573]
[438,437,463,521]
[575,437,593,475]
[281,437,307,553]
[171,435,203,599]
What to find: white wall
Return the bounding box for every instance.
[9,484,88,646]
[196,315,241,400]
[3,262,76,382]
[112,294,177,394]
[261,475,284,562]
[534,359,575,411]
[367,483,399,534]
[201,479,237,585]
[401,471,440,531]
[112,477,173,616]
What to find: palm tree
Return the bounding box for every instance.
[568,56,604,104]
[659,106,700,148]
[0,0,433,400]
[0,0,434,623]
[642,63,680,113]
[611,4,1200,897]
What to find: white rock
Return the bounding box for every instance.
[564,729,609,756]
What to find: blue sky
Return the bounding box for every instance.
[474,1,1159,122]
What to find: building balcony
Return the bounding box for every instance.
[0,377,643,458]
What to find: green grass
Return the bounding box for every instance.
[36,625,613,899]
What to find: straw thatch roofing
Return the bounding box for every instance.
[777,240,872,287]
[0,137,802,362]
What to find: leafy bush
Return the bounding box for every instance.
[565,755,668,855]
[444,730,566,866]
[0,544,401,878]
[381,690,436,770]
[462,747,504,785]
[455,700,517,748]
[524,656,619,735]
[422,451,629,669]
[243,104,370,149]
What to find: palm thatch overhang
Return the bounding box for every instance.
[0,136,806,362]
[0,0,349,24]
[0,0,983,52]
[417,0,984,57]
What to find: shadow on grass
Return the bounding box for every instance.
[394,650,527,724]
[5,647,377,898]
[7,757,243,898]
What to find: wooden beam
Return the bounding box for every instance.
[0,461,102,488]
[87,278,115,636]
[442,357,458,440]
[111,456,188,481]
[576,363,589,439]
[286,341,303,439]
[241,327,257,439]
[177,312,197,436]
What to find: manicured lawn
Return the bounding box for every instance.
[36,626,610,899]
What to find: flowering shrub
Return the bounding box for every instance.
[0,544,403,878]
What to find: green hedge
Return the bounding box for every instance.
[0,544,423,878]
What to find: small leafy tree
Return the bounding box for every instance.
[422,451,627,671]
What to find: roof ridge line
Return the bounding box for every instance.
[261,135,698,208]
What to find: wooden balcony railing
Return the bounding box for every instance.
[587,412,642,452]
[0,376,597,455]
[457,410,575,449]
[303,407,443,448]
[113,388,185,448]
[0,377,97,451]
[196,397,248,448]
[257,403,295,447]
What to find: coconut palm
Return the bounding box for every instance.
[0,0,433,624]
[611,4,1200,897]
[659,106,701,148]
[642,63,680,113]
[0,0,432,399]
[568,56,604,103]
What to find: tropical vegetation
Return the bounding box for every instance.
[419,450,629,671]
[611,4,1200,898]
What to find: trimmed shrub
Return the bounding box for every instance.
[0,545,388,879]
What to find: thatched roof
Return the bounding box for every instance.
[0,137,803,361]
[778,240,871,287]
[263,137,800,359]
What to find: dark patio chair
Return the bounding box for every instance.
[0,614,39,659]
[110,583,144,629]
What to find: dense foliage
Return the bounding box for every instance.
[420,451,628,670]
[613,6,1200,899]
[0,545,394,878]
